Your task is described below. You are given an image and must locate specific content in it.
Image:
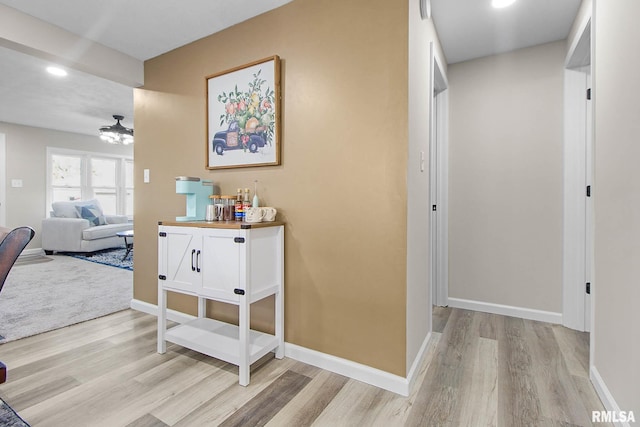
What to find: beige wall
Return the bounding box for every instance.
[448,41,565,313]
[134,0,409,376]
[593,0,640,414]
[0,122,132,249]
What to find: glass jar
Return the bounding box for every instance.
[222,196,236,221]
[210,195,223,221]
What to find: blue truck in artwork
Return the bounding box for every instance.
[212,120,266,155]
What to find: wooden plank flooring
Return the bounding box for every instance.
[0,308,609,426]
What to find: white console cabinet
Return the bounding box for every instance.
[157,221,284,386]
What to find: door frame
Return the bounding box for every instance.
[563,16,592,332]
[429,47,449,307]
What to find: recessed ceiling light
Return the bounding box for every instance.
[46,66,67,77]
[492,0,516,8]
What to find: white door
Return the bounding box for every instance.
[562,67,592,332]
[430,50,449,307]
[584,71,593,332]
[429,90,439,305]
[562,17,592,332]
[159,227,201,293]
[201,228,241,302]
[0,133,6,226]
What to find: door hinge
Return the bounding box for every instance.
[432,205,437,211]
[159,275,166,280]
[234,237,245,244]
[586,282,591,294]
[159,232,167,237]
[586,185,591,197]
[234,288,245,295]
[587,88,591,100]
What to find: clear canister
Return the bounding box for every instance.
[210,195,224,221]
[221,196,236,221]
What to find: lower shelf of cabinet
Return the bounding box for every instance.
[164,317,279,366]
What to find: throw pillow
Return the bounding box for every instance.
[75,205,106,226]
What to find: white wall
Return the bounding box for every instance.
[592,0,640,414]
[447,41,565,315]
[567,0,592,54]
[0,122,133,249]
[406,0,447,375]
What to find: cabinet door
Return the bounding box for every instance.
[159,227,201,294]
[200,229,242,302]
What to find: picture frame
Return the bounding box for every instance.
[206,55,281,169]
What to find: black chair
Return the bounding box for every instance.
[0,226,35,383]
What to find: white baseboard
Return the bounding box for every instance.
[130,298,196,324]
[405,332,432,394]
[285,343,410,396]
[448,297,562,324]
[130,298,413,396]
[590,366,632,427]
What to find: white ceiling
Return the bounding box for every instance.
[0,0,292,136]
[0,0,582,137]
[431,0,582,64]
[0,0,293,61]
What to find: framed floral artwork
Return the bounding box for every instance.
[206,56,281,169]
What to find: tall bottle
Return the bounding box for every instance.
[234,188,243,221]
[243,188,251,218]
[252,180,260,207]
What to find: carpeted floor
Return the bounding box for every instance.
[0,255,132,343]
[0,397,30,426]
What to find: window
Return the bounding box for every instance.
[47,148,133,217]
[91,157,117,214]
[51,154,82,202]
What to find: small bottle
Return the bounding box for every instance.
[234,188,243,221]
[243,188,251,219]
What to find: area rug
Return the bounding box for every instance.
[62,247,133,271]
[0,397,30,426]
[0,255,132,343]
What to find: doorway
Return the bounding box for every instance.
[563,18,592,333]
[430,47,449,308]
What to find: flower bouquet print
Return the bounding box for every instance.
[206,56,281,169]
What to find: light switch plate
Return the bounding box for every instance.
[11,179,23,188]
[143,169,150,183]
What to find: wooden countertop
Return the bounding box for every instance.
[158,220,284,229]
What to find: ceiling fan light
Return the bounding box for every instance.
[492,0,516,9]
[99,115,134,145]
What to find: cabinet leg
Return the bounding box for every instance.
[239,296,250,386]
[157,288,167,354]
[239,365,249,387]
[197,297,206,318]
[275,290,284,359]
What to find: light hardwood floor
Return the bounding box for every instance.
[0,307,609,426]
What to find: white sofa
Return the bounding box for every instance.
[41,199,133,254]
